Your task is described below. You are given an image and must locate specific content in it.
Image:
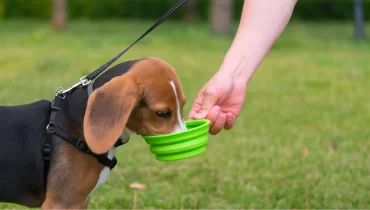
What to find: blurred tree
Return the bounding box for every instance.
[324,0,335,16]
[183,0,197,23]
[210,0,233,35]
[0,0,4,20]
[52,0,67,30]
[354,0,366,39]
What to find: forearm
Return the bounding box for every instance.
[218,0,297,83]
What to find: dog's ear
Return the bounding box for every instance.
[83,75,141,154]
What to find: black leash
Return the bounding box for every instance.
[58,0,190,96]
[43,0,190,185]
[87,0,189,81]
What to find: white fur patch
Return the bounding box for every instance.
[84,148,115,204]
[169,80,187,133]
[84,128,132,204]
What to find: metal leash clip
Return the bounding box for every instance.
[55,76,92,97]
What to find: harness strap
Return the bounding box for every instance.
[42,85,130,185]
[53,126,119,169]
[42,94,64,184]
[87,82,94,96]
[42,0,188,187]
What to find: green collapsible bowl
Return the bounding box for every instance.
[142,119,211,161]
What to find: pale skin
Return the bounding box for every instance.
[188,0,298,135]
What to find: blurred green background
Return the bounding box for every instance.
[1,0,370,21]
[0,0,369,209]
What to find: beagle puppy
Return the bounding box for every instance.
[0,57,187,209]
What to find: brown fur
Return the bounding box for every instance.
[40,58,186,209]
[42,136,103,209]
[84,58,186,154]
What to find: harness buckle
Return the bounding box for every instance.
[42,144,52,161]
[55,88,67,99]
[76,140,90,153]
[46,124,56,134]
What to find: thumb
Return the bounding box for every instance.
[193,89,218,119]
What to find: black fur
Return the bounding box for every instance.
[0,59,140,207]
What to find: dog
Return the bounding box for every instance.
[0,57,187,209]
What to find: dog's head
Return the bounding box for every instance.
[83,58,187,154]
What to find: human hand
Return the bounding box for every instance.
[188,71,247,135]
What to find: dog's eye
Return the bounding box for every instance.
[156,111,172,119]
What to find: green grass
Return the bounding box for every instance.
[0,19,370,209]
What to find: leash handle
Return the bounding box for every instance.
[86,0,189,81]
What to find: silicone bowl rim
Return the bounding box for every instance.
[142,119,210,140]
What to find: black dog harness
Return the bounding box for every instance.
[41,0,189,184]
[42,83,129,183]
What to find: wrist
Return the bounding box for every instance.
[218,51,257,85]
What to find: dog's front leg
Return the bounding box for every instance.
[41,140,105,209]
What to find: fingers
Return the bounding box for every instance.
[209,112,236,135]
[187,79,238,135]
[187,89,204,120]
[207,105,221,128]
[191,104,228,135]
[187,103,201,120]
[209,112,227,135]
[192,89,218,120]
[224,112,235,130]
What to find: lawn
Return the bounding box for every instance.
[0,19,370,209]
